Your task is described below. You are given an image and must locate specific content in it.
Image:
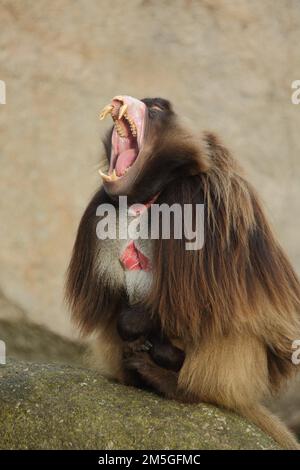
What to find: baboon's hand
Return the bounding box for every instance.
[122,337,152,359]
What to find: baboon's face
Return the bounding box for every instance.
[99,95,190,200]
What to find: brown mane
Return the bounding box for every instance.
[66,105,300,447]
[147,132,300,389]
[65,188,126,334]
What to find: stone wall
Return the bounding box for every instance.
[0,0,299,338]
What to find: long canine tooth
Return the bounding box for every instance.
[98,169,112,182]
[118,104,128,120]
[99,105,113,120]
[110,169,119,181]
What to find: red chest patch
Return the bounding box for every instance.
[120,240,151,271]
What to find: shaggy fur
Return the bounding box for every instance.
[66,97,300,449]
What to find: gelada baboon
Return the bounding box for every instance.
[66,95,300,449]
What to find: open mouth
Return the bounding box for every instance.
[99,95,146,183]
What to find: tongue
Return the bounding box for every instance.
[115,148,137,176]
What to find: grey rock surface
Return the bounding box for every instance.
[0,291,85,365]
[0,359,280,450]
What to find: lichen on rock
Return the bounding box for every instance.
[0,359,280,450]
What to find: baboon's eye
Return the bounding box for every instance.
[151,105,164,112]
[148,104,166,119]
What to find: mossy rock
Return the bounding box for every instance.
[0,359,280,450]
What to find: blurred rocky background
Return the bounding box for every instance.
[0,0,299,438]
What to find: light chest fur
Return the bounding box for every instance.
[95,205,153,305]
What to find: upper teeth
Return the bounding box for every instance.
[114,120,126,138]
[118,104,128,120]
[99,101,137,138]
[126,115,137,137]
[99,105,114,120]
